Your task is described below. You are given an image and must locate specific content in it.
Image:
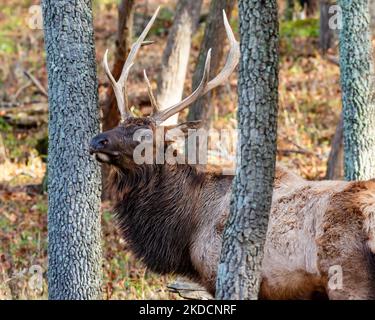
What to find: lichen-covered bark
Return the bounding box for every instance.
[42,0,102,299]
[216,0,279,300]
[156,0,203,125]
[187,0,235,127]
[339,0,375,181]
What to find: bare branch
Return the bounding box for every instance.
[23,70,48,97]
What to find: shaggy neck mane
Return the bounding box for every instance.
[107,164,209,278]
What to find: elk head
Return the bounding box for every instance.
[90,7,240,170]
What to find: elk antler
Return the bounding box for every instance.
[143,70,160,113]
[103,7,160,122]
[150,11,240,123]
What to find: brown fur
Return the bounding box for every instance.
[90,118,375,300]
[259,270,328,300]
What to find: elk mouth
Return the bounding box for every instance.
[89,148,120,164]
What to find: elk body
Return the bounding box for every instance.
[90,9,375,299]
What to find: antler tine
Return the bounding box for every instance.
[150,11,239,123]
[118,7,160,85]
[143,70,160,114]
[152,50,212,123]
[203,10,240,95]
[103,49,128,121]
[103,7,160,122]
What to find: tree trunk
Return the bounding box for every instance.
[301,0,319,17]
[370,0,375,31]
[285,0,296,20]
[339,0,375,181]
[156,0,203,125]
[319,1,337,54]
[0,134,7,164]
[102,0,135,132]
[187,0,236,127]
[42,0,102,299]
[326,112,344,180]
[216,0,279,300]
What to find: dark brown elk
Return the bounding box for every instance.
[90,8,375,299]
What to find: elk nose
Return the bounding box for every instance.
[89,135,109,154]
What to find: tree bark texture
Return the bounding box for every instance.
[187,0,236,127]
[216,0,279,300]
[156,0,203,125]
[42,0,102,299]
[339,0,375,181]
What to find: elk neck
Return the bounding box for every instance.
[107,163,211,278]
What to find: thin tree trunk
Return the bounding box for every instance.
[319,1,336,54]
[339,0,375,181]
[156,0,203,125]
[187,0,236,127]
[370,0,375,31]
[285,0,296,20]
[102,0,135,132]
[326,113,344,180]
[216,0,279,300]
[306,0,319,16]
[42,0,102,299]
[0,134,7,164]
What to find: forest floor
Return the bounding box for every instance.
[0,0,344,299]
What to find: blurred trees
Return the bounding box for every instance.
[0,135,6,164]
[339,0,375,180]
[285,0,296,20]
[42,0,102,299]
[284,0,318,19]
[187,0,236,128]
[156,0,203,125]
[216,0,279,299]
[302,0,319,17]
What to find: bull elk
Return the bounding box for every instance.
[90,8,375,299]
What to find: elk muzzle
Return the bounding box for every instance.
[89,132,120,163]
